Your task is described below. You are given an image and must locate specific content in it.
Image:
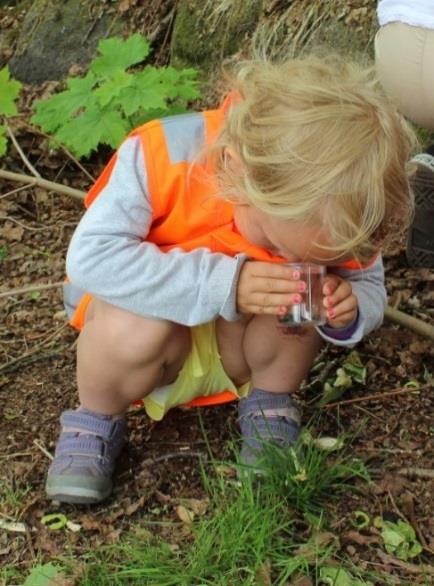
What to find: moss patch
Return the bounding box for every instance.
[171,0,263,71]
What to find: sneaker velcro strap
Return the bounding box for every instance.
[239,394,301,423]
[60,410,123,440]
[244,406,301,423]
[244,417,300,443]
[56,435,106,458]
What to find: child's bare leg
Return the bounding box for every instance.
[215,315,252,385]
[243,315,322,393]
[238,315,322,466]
[77,298,191,415]
[46,298,191,503]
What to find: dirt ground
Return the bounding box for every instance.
[0,1,433,583]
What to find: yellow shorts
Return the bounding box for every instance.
[143,321,251,421]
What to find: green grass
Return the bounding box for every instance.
[20,430,376,586]
[0,478,32,516]
[78,478,330,585]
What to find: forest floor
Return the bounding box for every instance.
[0,1,433,584]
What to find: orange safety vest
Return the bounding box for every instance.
[69,96,372,407]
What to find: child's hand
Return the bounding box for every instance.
[237,261,304,315]
[322,274,358,328]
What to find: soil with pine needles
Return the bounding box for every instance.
[1,1,433,584]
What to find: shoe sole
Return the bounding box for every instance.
[46,479,111,504]
[407,166,434,267]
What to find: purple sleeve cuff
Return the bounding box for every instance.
[319,313,359,341]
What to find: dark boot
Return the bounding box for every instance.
[406,153,434,268]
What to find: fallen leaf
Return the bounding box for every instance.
[343,530,381,546]
[3,221,24,241]
[176,505,194,525]
[255,559,272,586]
[125,496,146,516]
[312,436,344,451]
[0,519,27,533]
[181,498,208,516]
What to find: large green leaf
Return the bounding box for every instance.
[0,66,22,116]
[23,563,62,586]
[119,68,168,117]
[31,72,97,132]
[56,104,128,157]
[94,70,133,107]
[91,33,151,77]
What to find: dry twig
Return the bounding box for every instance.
[384,305,434,340]
[0,281,64,300]
[0,168,85,200]
[3,119,41,178]
[323,385,428,409]
[0,321,69,374]
[376,550,434,575]
[396,467,434,480]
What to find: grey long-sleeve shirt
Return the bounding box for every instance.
[65,135,387,347]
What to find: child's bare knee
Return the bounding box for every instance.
[244,314,320,370]
[243,315,282,371]
[86,299,188,365]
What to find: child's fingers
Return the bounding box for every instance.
[323,280,352,309]
[250,262,302,282]
[322,275,340,296]
[247,292,304,314]
[326,296,357,320]
[252,275,306,294]
[327,311,357,329]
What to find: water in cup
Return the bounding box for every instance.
[277,263,326,327]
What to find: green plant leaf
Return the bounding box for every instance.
[159,66,200,101]
[30,35,200,158]
[319,566,372,586]
[317,381,348,406]
[23,563,62,586]
[0,125,7,156]
[0,66,22,116]
[32,72,98,132]
[379,519,422,560]
[91,33,151,77]
[118,68,168,117]
[334,367,353,389]
[94,70,133,107]
[342,351,366,384]
[56,105,128,157]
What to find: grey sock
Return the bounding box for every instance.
[238,387,302,464]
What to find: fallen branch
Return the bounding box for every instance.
[376,550,434,575]
[3,118,41,178]
[396,467,434,480]
[0,168,85,200]
[0,322,69,374]
[323,385,429,409]
[384,305,434,340]
[0,281,64,300]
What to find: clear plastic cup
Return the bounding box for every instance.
[277,263,326,327]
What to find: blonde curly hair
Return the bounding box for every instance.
[213,55,417,263]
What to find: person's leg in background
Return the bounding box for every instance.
[375,22,434,267]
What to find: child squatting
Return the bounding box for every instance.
[46,55,416,504]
